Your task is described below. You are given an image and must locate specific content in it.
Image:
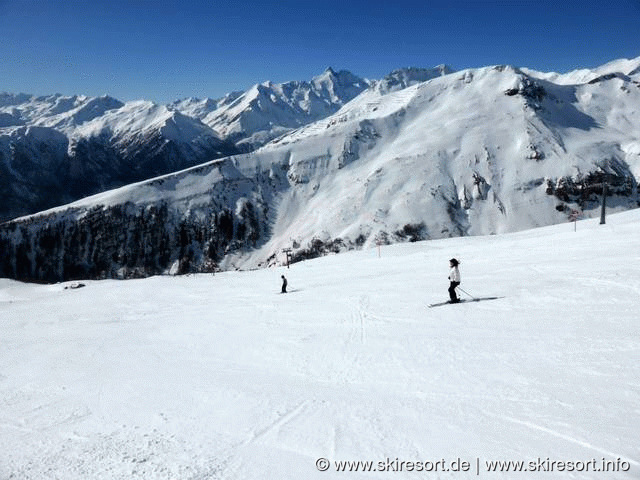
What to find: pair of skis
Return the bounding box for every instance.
[428,296,501,308]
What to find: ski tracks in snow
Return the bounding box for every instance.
[0,387,92,437]
[350,294,369,345]
[490,414,639,468]
[240,400,310,447]
[220,294,383,476]
[332,294,371,385]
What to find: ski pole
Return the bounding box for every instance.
[456,286,476,300]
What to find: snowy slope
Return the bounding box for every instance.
[1,209,639,479]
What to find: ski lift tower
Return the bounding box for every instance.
[600,159,611,225]
[283,248,292,269]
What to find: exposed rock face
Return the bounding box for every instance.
[546,159,638,207]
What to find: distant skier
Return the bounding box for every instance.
[448,258,461,303]
[281,275,288,294]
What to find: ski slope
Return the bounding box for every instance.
[1,210,639,479]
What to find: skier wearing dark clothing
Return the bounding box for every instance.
[281,275,288,293]
[448,258,460,303]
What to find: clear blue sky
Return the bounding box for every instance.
[1,0,639,103]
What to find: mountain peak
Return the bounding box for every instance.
[312,68,367,91]
[375,65,455,94]
[0,92,33,107]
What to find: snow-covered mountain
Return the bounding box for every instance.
[0,68,383,222]
[0,94,239,221]
[171,68,372,150]
[0,93,125,132]
[522,57,640,85]
[1,57,639,282]
[372,65,454,94]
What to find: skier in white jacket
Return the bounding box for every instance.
[448,258,461,303]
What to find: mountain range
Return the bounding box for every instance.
[1,58,639,282]
[2,66,414,222]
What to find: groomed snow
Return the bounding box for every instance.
[1,210,639,479]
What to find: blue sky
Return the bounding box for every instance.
[1,0,639,103]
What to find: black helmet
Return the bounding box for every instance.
[449,258,459,266]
